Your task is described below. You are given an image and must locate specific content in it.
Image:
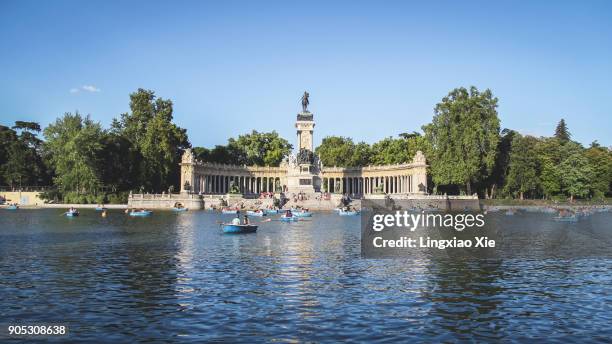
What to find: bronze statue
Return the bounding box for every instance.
[301,91,310,112]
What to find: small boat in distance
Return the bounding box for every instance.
[6,204,19,210]
[554,209,577,222]
[95,204,107,211]
[172,202,188,212]
[339,209,360,216]
[264,209,279,215]
[221,208,239,214]
[293,210,312,217]
[246,210,266,217]
[280,210,299,222]
[222,224,258,234]
[130,209,152,217]
[65,209,80,217]
[280,215,299,222]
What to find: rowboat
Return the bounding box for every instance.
[246,210,266,217]
[338,209,360,216]
[280,215,299,222]
[553,215,578,222]
[95,207,106,211]
[65,210,80,217]
[292,211,312,217]
[222,224,258,233]
[172,207,188,212]
[221,208,239,214]
[264,209,279,215]
[129,210,152,217]
[6,205,19,210]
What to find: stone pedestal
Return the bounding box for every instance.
[286,163,320,194]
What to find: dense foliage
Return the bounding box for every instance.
[192,130,292,166]
[1,89,190,203]
[1,86,610,203]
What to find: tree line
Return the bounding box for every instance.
[1,89,190,203]
[1,86,610,203]
[314,87,611,201]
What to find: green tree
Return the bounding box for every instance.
[1,121,49,188]
[113,89,190,192]
[423,86,500,195]
[558,142,592,201]
[554,118,571,142]
[584,144,612,199]
[227,130,292,166]
[316,136,362,167]
[370,134,427,165]
[43,113,104,197]
[504,135,540,199]
[487,129,517,198]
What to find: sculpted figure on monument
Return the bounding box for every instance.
[297,148,314,164]
[301,91,310,112]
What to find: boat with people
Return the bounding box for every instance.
[338,209,360,216]
[129,209,153,217]
[222,224,258,234]
[280,210,299,222]
[554,209,578,222]
[95,205,107,211]
[553,215,578,222]
[65,208,80,217]
[292,210,312,217]
[172,202,188,212]
[6,204,19,210]
[221,208,239,214]
[264,209,279,215]
[246,210,266,217]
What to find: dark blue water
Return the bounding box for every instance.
[1,209,611,343]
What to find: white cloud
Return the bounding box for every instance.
[82,85,101,92]
[70,85,101,94]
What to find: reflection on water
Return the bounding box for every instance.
[0,210,611,342]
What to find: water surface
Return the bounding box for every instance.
[1,209,611,342]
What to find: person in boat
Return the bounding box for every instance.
[243,215,250,225]
[232,214,241,225]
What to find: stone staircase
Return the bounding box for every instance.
[281,193,359,211]
[226,197,275,210]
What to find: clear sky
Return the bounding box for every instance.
[1,0,611,147]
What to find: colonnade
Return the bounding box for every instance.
[322,175,415,195]
[191,175,282,194]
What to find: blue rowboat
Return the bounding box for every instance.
[280,215,299,222]
[222,224,258,233]
[293,211,312,218]
[172,207,188,212]
[339,210,360,216]
[65,210,80,217]
[553,215,578,222]
[130,210,152,217]
[95,207,106,211]
[246,210,266,217]
[6,205,19,210]
[264,209,278,215]
[221,209,239,214]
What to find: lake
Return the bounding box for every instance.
[1,209,611,342]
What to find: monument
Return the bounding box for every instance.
[178,91,430,203]
[284,91,321,193]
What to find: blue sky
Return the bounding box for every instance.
[1,0,611,147]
